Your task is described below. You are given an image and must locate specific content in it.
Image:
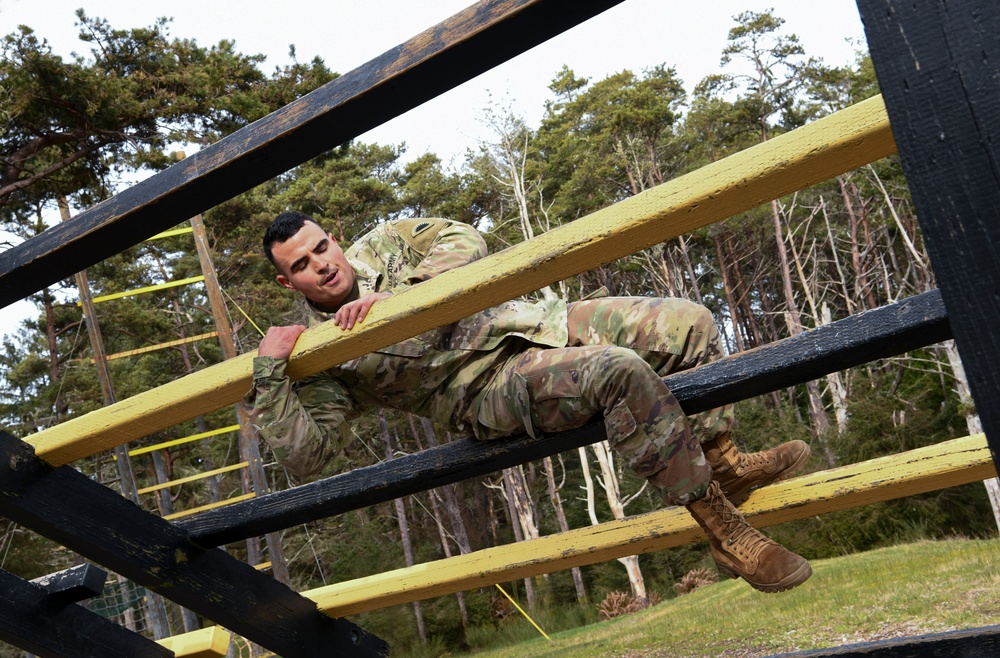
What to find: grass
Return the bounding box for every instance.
[458,538,1000,657]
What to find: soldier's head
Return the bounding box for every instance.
[264,212,356,311]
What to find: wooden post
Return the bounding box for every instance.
[189,210,290,585]
[57,198,173,640]
[854,0,1000,475]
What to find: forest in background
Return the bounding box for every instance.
[1,9,996,657]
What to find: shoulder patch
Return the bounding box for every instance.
[393,218,449,255]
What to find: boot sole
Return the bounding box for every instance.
[728,441,812,507]
[719,560,813,593]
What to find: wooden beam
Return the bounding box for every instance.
[25,95,896,467]
[30,563,107,606]
[301,434,995,617]
[157,626,231,658]
[0,567,171,658]
[0,0,628,308]
[855,0,1000,472]
[0,430,388,658]
[180,290,949,546]
[772,624,1000,657]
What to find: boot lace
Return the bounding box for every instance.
[709,496,771,560]
[738,449,774,471]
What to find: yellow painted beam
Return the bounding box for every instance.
[303,434,994,618]
[26,96,896,466]
[136,461,248,495]
[162,492,255,521]
[157,625,230,657]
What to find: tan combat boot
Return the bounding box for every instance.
[702,432,810,506]
[687,481,812,593]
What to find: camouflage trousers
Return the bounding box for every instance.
[474,297,733,505]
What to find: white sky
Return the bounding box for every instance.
[0,0,868,340]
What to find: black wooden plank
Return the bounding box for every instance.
[181,291,950,546]
[772,624,1000,657]
[0,431,389,658]
[855,1,1000,475]
[0,567,171,658]
[30,564,107,605]
[0,0,626,309]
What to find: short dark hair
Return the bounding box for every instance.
[263,212,320,267]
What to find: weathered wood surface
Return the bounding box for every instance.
[0,0,626,308]
[773,624,1000,657]
[25,96,896,467]
[180,290,950,546]
[30,563,107,605]
[1,567,171,658]
[302,434,995,617]
[856,0,1000,472]
[0,431,388,658]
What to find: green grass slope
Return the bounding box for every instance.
[464,539,1000,657]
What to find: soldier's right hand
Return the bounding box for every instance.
[258,324,307,360]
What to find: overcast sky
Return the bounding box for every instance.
[0,0,868,339]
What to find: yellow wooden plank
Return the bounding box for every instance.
[127,424,240,457]
[303,434,994,618]
[136,462,248,495]
[157,625,230,657]
[26,96,896,466]
[162,492,256,521]
[85,276,205,305]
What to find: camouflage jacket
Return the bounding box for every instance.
[245,218,567,477]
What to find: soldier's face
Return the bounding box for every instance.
[272,221,356,311]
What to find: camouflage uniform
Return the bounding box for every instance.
[245,218,732,504]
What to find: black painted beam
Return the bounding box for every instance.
[180,291,950,546]
[0,431,389,658]
[0,0,626,309]
[0,567,170,658]
[855,1,1000,474]
[30,564,107,606]
[772,624,1000,657]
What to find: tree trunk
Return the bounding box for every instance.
[772,199,833,456]
[714,231,744,353]
[591,442,648,605]
[409,417,470,625]
[821,305,849,435]
[379,411,427,642]
[542,455,587,605]
[942,340,1000,533]
[502,467,537,609]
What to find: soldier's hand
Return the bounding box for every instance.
[334,292,392,330]
[259,324,307,359]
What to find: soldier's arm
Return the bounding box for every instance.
[392,220,488,290]
[244,326,354,478]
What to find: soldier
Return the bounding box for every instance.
[246,211,813,592]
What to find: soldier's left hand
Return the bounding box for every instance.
[334,292,392,330]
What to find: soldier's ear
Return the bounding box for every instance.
[276,274,297,292]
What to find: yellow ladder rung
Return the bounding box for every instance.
[84,276,205,305]
[128,425,240,457]
[137,462,248,495]
[147,227,194,241]
[100,332,219,363]
[162,492,256,521]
